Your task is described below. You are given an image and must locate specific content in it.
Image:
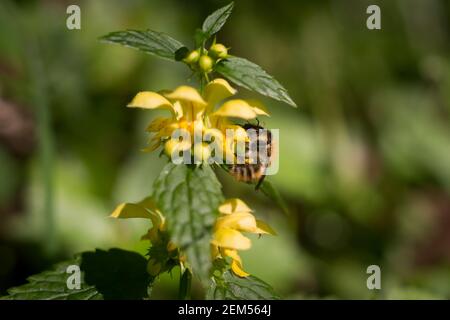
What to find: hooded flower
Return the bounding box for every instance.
[128,85,207,153]
[127,79,269,162]
[211,198,276,277]
[110,197,179,276]
[110,196,165,242]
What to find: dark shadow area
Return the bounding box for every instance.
[81,248,150,300]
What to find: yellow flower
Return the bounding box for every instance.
[111,197,275,278]
[127,79,270,162]
[110,196,166,244]
[111,197,181,277]
[211,198,276,277]
[128,86,207,153]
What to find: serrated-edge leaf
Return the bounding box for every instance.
[207,270,281,300]
[152,163,224,282]
[100,29,185,60]
[216,56,297,107]
[0,256,102,300]
[1,249,153,300]
[202,2,234,38]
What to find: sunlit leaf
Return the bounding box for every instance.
[202,2,234,39]
[216,56,297,107]
[152,163,224,283]
[206,270,280,300]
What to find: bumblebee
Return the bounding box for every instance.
[228,123,273,190]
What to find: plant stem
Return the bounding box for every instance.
[199,74,205,94]
[178,266,192,300]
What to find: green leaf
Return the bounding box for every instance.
[1,248,152,300]
[0,257,101,300]
[216,56,297,107]
[178,269,193,300]
[99,30,185,61]
[152,163,224,282]
[80,249,152,299]
[175,46,190,61]
[202,2,234,39]
[260,180,290,215]
[206,270,281,300]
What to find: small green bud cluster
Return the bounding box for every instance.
[183,43,229,74]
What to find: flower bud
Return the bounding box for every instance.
[183,49,200,64]
[199,55,214,73]
[209,43,228,59]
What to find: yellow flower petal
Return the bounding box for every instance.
[204,128,224,143]
[193,143,211,163]
[152,210,166,230]
[165,138,192,156]
[127,92,173,111]
[253,107,269,116]
[213,99,258,120]
[171,101,184,119]
[219,198,253,214]
[212,227,251,250]
[146,117,172,132]
[211,244,220,259]
[204,78,237,108]
[110,196,156,219]
[231,259,250,277]
[159,122,180,136]
[110,203,151,219]
[141,136,162,153]
[164,86,207,106]
[222,250,249,277]
[247,99,270,116]
[255,219,277,235]
[215,212,257,233]
[222,248,241,262]
[139,196,158,211]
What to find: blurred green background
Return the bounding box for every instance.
[1,0,450,299]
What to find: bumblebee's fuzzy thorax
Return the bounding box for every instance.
[229,123,273,189]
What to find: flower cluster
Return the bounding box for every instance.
[212,198,275,277]
[111,197,274,277]
[127,78,269,164]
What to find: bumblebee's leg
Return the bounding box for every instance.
[255,174,266,190]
